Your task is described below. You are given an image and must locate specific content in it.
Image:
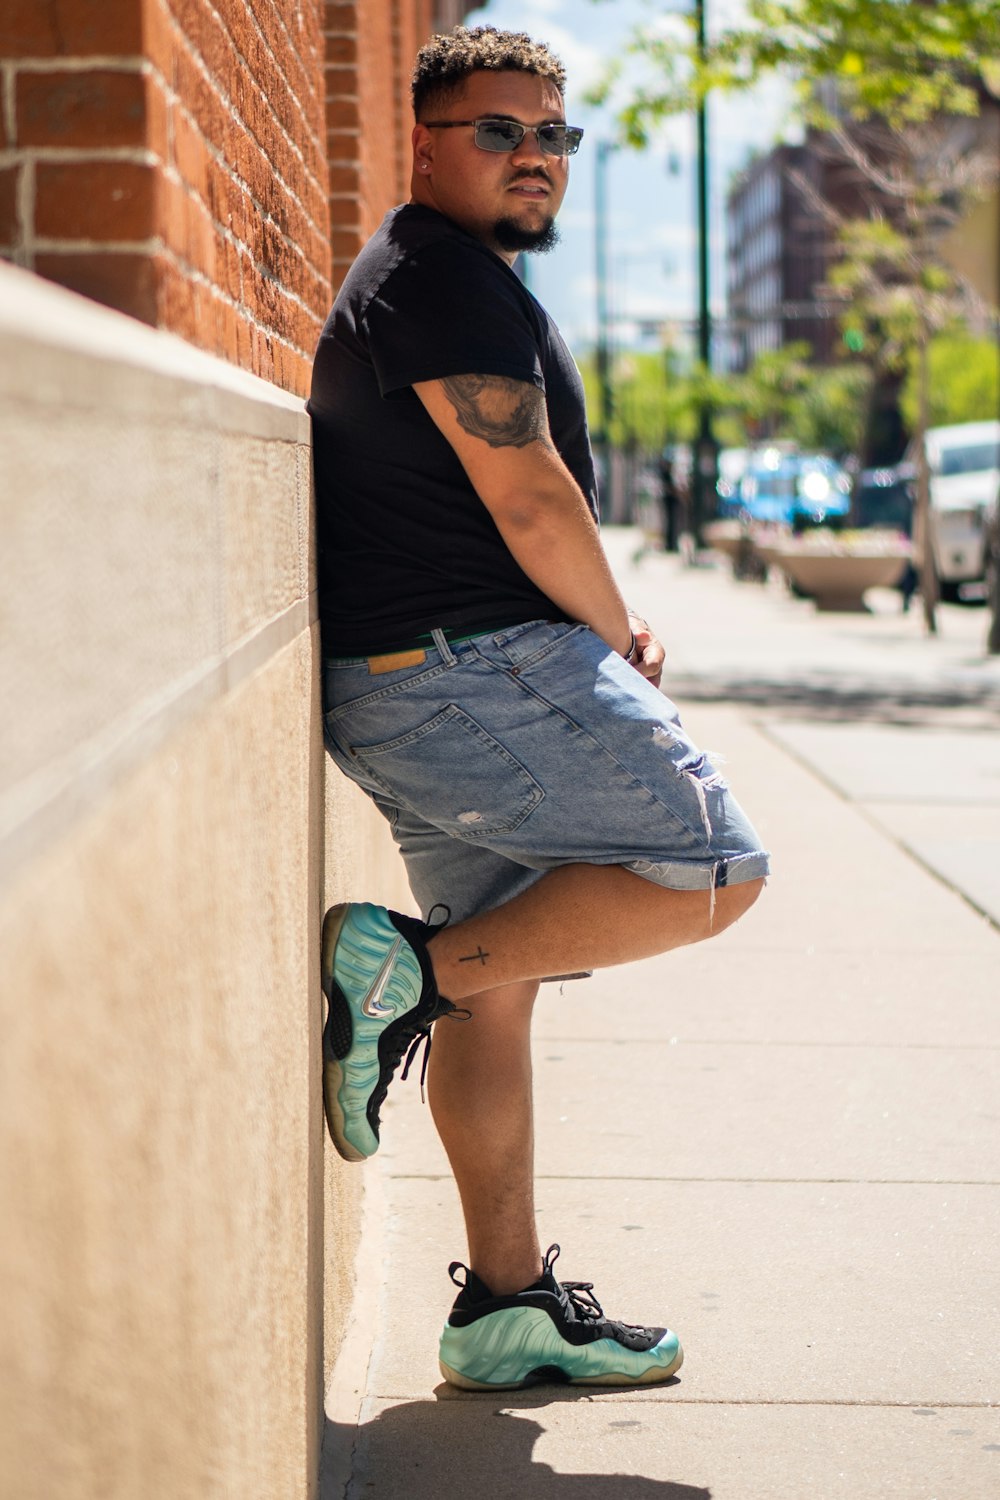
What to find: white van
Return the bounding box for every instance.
[915,421,1000,599]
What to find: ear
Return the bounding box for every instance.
[412,123,433,174]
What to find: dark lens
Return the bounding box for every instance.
[475,120,525,151]
[538,125,584,156]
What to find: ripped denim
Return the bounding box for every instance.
[323,619,770,925]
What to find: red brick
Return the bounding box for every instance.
[331,227,362,260]
[17,69,147,148]
[0,166,20,248]
[33,250,159,324]
[324,3,358,29]
[158,249,197,338]
[0,0,143,60]
[35,160,158,241]
[235,311,253,367]
[326,130,359,169]
[173,105,211,197]
[222,235,241,299]
[144,0,176,81]
[146,73,171,163]
[185,194,216,276]
[157,172,189,257]
[325,95,359,130]
[327,34,356,64]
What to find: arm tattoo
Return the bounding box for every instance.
[440,374,554,451]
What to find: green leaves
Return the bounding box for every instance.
[599,0,998,132]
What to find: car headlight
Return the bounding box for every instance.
[801,472,831,503]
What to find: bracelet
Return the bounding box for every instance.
[622,631,638,664]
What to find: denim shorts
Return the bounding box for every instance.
[323,620,770,925]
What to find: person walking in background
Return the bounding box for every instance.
[308,25,769,1392]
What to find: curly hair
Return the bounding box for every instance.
[411,25,567,120]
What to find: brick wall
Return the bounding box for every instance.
[324,0,431,291]
[0,0,466,395]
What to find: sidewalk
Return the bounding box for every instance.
[322,531,1000,1500]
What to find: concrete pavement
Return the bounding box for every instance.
[321,531,1000,1500]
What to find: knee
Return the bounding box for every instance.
[705,875,765,939]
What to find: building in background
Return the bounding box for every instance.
[724,142,830,372]
[725,86,1000,377]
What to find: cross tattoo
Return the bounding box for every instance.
[458,945,490,965]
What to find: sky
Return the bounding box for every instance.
[462,0,797,353]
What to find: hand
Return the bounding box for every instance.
[628,614,665,689]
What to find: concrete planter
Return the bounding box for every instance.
[773,541,911,611]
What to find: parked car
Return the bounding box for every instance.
[907,421,1000,601]
[852,463,914,534]
[735,448,851,526]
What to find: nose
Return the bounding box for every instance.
[510,127,548,166]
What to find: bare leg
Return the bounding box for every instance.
[427,979,542,1295]
[428,864,764,1002]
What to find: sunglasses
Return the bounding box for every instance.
[422,117,585,157]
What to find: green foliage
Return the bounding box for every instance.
[900,335,1000,429]
[578,349,744,449]
[828,150,989,380]
[786,362,872,456]
[592,0,1000,139]
[576,343,871,458]
[735,344,871,454]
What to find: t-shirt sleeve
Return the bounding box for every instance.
[363,240,545,398]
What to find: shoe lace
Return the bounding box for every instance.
[398,1005,471,1101]
[542,1244,606,1322]
[378,904,469,1104]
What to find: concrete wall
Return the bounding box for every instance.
[0,261,409,1498]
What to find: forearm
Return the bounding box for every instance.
[412,372,629,655]
[490,479,631,654]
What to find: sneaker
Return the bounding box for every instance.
[321,901,458,1162]
[438,1244,683,1391]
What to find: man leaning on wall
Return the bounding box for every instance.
[308,24,769,1393]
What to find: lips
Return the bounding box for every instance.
[507,173,551,196]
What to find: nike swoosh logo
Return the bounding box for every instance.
[360,935,403,1019]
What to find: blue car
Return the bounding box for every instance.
[734,450,851,526]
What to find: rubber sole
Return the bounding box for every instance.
[321,903,367,1163]
[438,1343,683,1392]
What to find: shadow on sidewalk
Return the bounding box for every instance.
[668,668,1000,730]
[322,1393,711,1499]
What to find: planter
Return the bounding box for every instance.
[702,520,745,562]
[773,540,911,612]
[704,520,777,581]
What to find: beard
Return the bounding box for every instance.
[493,216,561,254]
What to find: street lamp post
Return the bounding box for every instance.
[690,0,718,547]
[594,140,617,517]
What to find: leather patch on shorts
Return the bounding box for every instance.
[367,649,427,675]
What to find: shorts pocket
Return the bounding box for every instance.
[349,704,544,838]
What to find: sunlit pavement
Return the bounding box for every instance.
[322,529,1000,1500]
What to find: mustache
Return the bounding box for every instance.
[506,168,552,188]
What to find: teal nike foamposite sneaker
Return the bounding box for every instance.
[439,1244,683,1391]
[321,902,458,1162]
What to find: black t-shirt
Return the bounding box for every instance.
[308,203,598,656]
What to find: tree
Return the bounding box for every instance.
[815,115,997,632]
[600,1,1000,141]
[596,0,999,633]
[900,334,1000,430]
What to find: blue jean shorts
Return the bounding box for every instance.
[323,620,770,925]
